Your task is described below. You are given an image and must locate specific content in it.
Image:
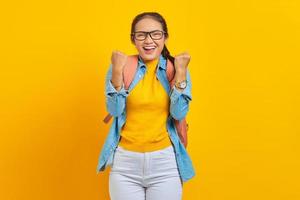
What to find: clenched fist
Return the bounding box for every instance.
[111,50,128,73]
[174,52,191,73]
[110,50,127,91]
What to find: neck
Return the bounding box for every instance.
[139,55,159,63]
[145,58,159,64]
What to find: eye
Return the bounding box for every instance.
[136,32,145,37]
[152,32,162,37]
[150,31,164,39]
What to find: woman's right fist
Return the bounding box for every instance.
[110,50,127,90]
[111,50,127,73]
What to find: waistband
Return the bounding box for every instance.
[116,144,174,155]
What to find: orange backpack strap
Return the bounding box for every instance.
[123,55,139,90]
[174,119,188,148]
[103,55,139,124]
[165,58,176,88]
[103,113,113,124]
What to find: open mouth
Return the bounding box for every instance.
[143,46,156,54]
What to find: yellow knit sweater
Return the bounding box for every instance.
[118,57,172,152]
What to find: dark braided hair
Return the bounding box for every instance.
[130,12,175,65]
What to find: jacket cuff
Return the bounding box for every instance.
[106,80,129,97]
[170,85,192,104]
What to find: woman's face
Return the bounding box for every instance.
[133,18,167,62]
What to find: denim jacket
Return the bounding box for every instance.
[96,54,195,183]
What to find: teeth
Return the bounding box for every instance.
[144,46,155,50]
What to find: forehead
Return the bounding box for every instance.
[135,17,163,32]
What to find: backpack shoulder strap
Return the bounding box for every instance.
[165,59,176,88]
[123,55,139,90]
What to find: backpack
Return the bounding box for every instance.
[103,55,189,148]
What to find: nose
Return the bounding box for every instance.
[144,33,153,43]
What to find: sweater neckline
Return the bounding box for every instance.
[145,58,159,70]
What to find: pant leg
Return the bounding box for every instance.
[146,176,182,200]
[109,173,146,200]
[145,145,183,200]
[109,146,146,200]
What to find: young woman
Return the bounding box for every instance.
[96,12,195,200]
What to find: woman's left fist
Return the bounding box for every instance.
[174,52,191,73]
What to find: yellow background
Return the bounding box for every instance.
[1,0,299,199]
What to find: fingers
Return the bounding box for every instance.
[111,50,128,72]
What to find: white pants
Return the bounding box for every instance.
[109,145,183,200]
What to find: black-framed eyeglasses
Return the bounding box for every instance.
[131,30,166,41]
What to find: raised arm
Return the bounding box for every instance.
[105,51,128,117]
[169,52,192,120]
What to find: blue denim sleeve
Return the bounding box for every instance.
[105,64,128,117]
[169,68,192,121]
